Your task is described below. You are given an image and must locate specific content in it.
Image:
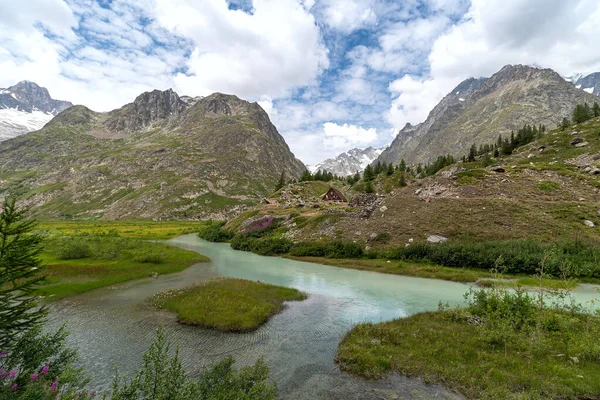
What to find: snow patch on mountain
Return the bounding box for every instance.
[308,146,387,176]
[0,108,54,141]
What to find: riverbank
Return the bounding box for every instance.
[37,236,208,300]
[151,278,307,332]
[337,288,600,399]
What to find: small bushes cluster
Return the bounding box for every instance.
[289,241,364,258]
[231,236,292,256]
[229,236,364,259]
[384,239,600,278]
[197,221,234,242]
[55,239,92,260]
[50,236,168,264]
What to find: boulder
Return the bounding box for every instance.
[575,141,590,148]
[491,167,505,173]
[427,235,449,244]
[584,220,595,228]
[570,137,584,145]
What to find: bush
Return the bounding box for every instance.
[198,222,234,242]
[231,236,292,256]
[55,239,92,260]
[289,241,363,259]
[131,250,165,264]
[386,239,600,278]
[108,327,276,400]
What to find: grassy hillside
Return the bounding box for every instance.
[227,116,600,246]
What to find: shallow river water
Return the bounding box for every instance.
[47,234,599,399]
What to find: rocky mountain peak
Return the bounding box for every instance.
[0,80,72,114]
[309,146,386,176]
[571,72,600,96]
[377,64,598,166]
[104,88,187,132]
[0,81,73,141]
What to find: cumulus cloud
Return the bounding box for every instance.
[155,0,329,100]
[321,0,377,33]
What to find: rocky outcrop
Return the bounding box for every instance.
[378,65,599,166]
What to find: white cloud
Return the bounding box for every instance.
[323,122,378,150]
[387,0,600,131]
[155,0,329,101]
[321,0,377,33]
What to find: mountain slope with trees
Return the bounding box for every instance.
[378,65,599,166]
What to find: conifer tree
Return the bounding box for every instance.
[593,102,600,118]
[353,171,361,184]
[0,197,46,345]
[386,163,394,176]
[468,144,477,162]
[398,173,407,187]
[365,180,375,193]
[561,117,571,131]
[363,164,374,181]
[275,172,286,191]
[399,159,407,172]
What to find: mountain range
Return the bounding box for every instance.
[308,146,385,176]
[0,89,305,220]
[0,81,72,141]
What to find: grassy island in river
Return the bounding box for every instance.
[151,278,307,332]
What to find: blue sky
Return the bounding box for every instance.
[1,0,600,164]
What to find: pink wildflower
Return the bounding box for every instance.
[41,365,49,375]
[50,380,58,391]
[11,384,17,392]
[8,370,17,379]
[31,372,39,381]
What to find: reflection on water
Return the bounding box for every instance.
[47,235,599,399]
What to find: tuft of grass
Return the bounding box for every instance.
[537,181,560,192]
[151,278,307,332]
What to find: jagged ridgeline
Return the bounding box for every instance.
[0,90,305,219]
[378,65,600,166]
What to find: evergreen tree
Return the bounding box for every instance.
[275,172,286,191]
[584,103,592,120]
[300,170,313,182]
[501,138,512,155]
[399,159,407,172]
[398,173,407,187]
[364,180,375,193]
[497,135,503,150]
[593,102,600,118]
[353,171,361,184]
[363,164,374,181]
[0,197,46,345]
[374,161,383,175]
[493,148,499,158]
[468,144,477,162]
[386,163,394,176]
[573,103,591,124]
[561,117,571,131]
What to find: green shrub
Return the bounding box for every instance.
[371,232,391,244]
[131,250,165,264]
[386,239,600,278]
[198,221,234,242]
[289,241,363,258]
[231,236,292,256]
[55,239,92,260]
